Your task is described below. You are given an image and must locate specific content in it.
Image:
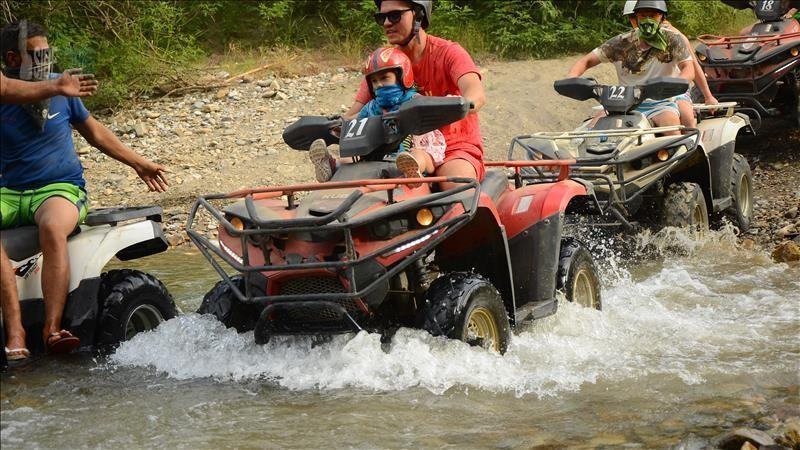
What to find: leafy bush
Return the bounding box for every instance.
[0,0,755,108]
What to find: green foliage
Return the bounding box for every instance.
[0,0,755,108]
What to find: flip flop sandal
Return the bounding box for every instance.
[4,347,31,361]
[47,330,80,354]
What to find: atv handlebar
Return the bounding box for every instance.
[554,77,690,114]
[281,96,470,159]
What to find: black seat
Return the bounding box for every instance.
[1,225,82,261]
[480,170,508,203]
[1,226,41,261]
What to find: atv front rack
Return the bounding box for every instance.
[509,126,701,225]
[698,31,800,48]
[187,176,480,329]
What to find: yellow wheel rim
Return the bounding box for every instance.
[572,268,598,309]
[465,306,500,352]
[692,202,708,237]
[738,175,752,219]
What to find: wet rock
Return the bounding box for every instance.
[715,428,776,450]
[215,88,229,100]
[769,162,786,170]
[774,416,800,448]
[776,224,797,238]
[133,123,148,137]
[201,103,220,113]
[772,240,800,263]
[587,433,627,447]
[740,238,756,250]
[166,233,184,247]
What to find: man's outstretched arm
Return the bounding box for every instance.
[0,69,98,104]
[73,116,169,193]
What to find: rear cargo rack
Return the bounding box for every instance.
[508,127,701,220]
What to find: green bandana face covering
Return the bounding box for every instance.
[638,17,667,51]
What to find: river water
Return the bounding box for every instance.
[1,229,798,449]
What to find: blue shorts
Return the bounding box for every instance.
[635,99,680,119]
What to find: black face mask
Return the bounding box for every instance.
[9,20,54,131]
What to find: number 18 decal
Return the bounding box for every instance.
[344,118,369,139]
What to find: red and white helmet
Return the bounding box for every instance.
[363,47,414,96]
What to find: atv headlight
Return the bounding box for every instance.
[230,216,245,231]
[791,47,799,57]
[656,149,671,162]
[697,52,707,62]
[368,205,449,240]
[416,208,434,227]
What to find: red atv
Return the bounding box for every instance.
[187,97,601,354]
[695,0,800,128]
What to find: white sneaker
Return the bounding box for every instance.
[396,152,422,188]
[309,139,334,182]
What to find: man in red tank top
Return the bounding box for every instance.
[344,0,487,189]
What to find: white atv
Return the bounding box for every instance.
[512,77,754,234]
[1,206,176,369]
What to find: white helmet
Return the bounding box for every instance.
[623,0,637,16]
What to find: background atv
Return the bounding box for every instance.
[188,96,601,354]
[1,207,177,370]
[695,0,800,128]
[511,77,755,235]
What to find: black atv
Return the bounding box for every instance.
[696,0,800,128]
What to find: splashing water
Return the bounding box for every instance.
[110,228,800,398]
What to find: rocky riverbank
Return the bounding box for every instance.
[75,58,800,257]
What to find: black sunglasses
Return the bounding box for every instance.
[373,8,413,26]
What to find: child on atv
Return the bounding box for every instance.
[310,47,445,188]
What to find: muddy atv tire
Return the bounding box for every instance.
[722,153,753,233]
[197,276,261,333]
[96,269,177,347]
[417,272,510,354]
[663,182,709,236]
[557,238,601,310]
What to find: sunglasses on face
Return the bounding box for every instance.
[373,8,412,26]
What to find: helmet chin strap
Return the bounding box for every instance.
[399,16,422,47]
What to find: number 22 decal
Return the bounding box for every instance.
[609,86,626,99]
[344,118,368,138]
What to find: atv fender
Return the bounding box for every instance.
[695,113,752,211]
[15,220,166,299]
[498,179,589,313]
[697,113,752,153]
